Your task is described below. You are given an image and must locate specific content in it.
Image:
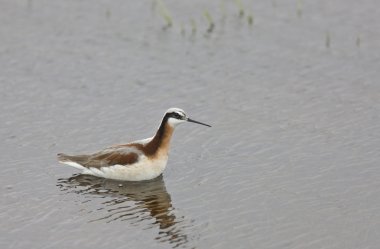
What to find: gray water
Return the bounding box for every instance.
[1,0,380,248]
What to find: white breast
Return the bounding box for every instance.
[82,155,168,181]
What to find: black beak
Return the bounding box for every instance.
[187,118,211,127]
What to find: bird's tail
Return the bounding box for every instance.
[57,153,70,162]
[57,153,88,170]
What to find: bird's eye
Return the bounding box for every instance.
[173,113,181,119]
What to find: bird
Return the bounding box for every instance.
[57,108,211,181]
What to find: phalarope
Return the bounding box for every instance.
[57,108,211,181]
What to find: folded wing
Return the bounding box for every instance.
[58,147,140,169]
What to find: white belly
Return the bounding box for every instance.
[82,156,168,181]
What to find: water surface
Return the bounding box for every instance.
[1,0,380,248]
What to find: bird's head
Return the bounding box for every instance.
[164,108,211,128]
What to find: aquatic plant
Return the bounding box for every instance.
[156,0,173,28]
[105,8,111,20]
[180,22,185,36]
[204,10,215,33]
[297,0,303,18]
[190,18,197,35]
[325,31,331,48]
[220,0,227,22]
[247,13,254,26]
[235,0,245,17]
[356,36,361,48]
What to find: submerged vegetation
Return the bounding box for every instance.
[151,0,362,48]
[234,0,245,17]
[325,31,331,48]
[156,0,172,29]
[247,13,254,26]
[356,36,361,47]
[203,10,215,33]
[152,0,253,34]
[297,0,303,18]
[190,18,197,35]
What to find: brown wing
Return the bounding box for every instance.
[58,150,139,169]
[87,151,139,168]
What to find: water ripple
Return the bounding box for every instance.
[57,174,190,248]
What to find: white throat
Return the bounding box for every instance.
[167,117,186,127]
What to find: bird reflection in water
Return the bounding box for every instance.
[57,174,190,248]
